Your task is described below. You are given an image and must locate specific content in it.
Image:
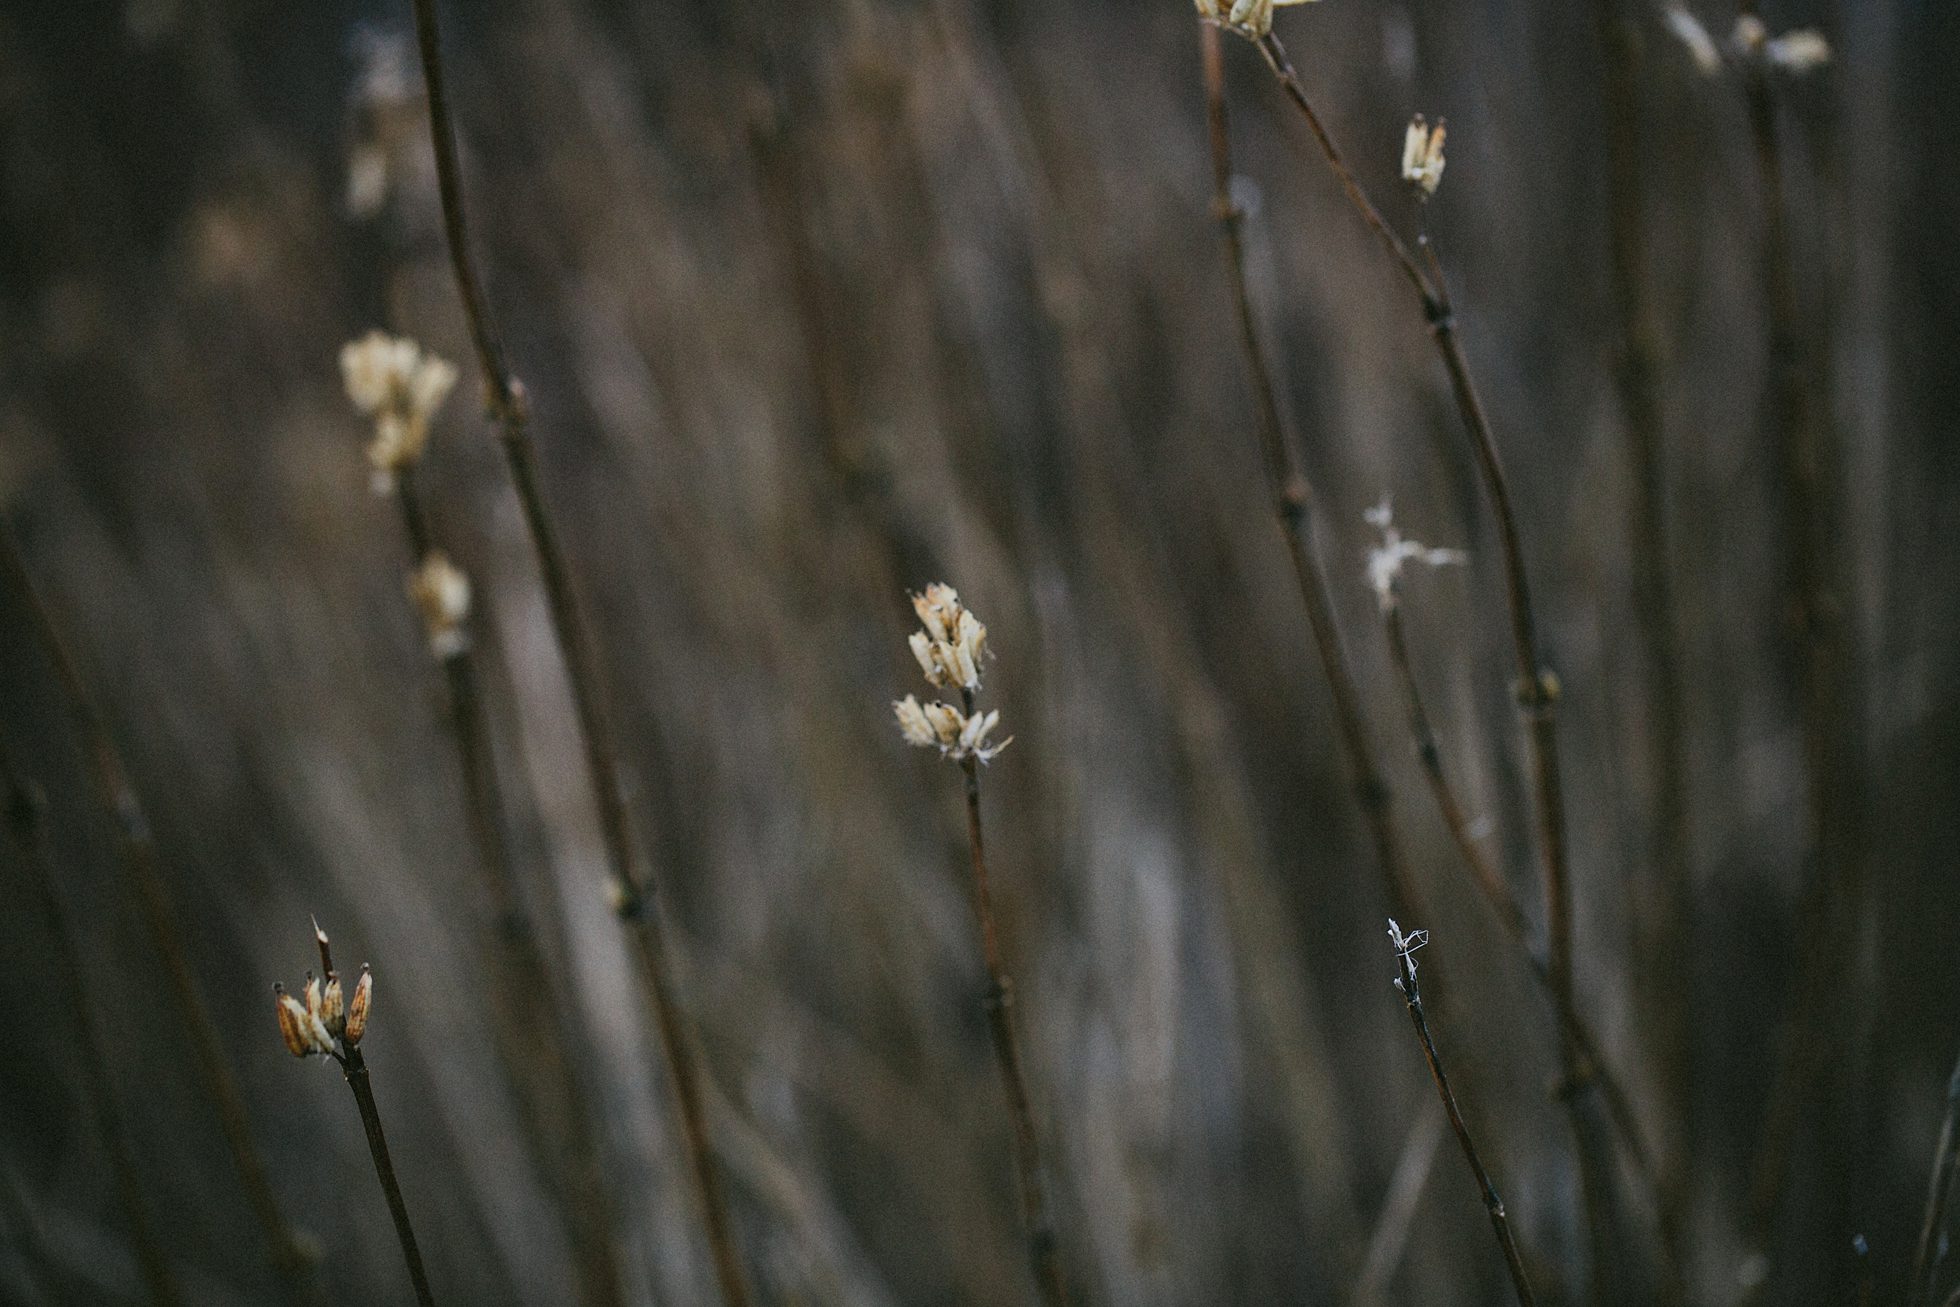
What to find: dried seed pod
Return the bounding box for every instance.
[344,966,373,1046]
[275,986,311,1058]
[321,973,345,1035]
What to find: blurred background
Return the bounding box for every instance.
[0,0,1950,1302]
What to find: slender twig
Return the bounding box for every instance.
[389,468,626,1307]
[404,4,750,1301]
[1386,922,1536,1307]
[1908,1047,1960,1307]
[1234,23,1614,1284]
[1735,0,1862,1238]
[0,520,320,1304]
[1,747,184,1307]
[1379,591,1683,1288]
[304,928,435,1307]
[957,687,1069,1307]
[1199,20,1418,922]
[1590,0,1693,1205]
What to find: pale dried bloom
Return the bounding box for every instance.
[1401,115,1447,198]
[1194,0,1314,40]
[1663,5,1723,76]
[1764,28,1832,74]
[274,985,336,1058]
[907,584,989,690]
[893,694,1011,763]
[408,551,472,658]
[894,694,938,748]
[1731,13,1768,55]
[344,967,372,1047]
[338,331,458,492]
[1365,500,1465,611]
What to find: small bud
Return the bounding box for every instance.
[275,986,312,1058]
[408,552,472,658]
[321,973,345,1035]
[303,973,322,1022]
[338,331,459,488]
[1401,115,1447,198]
[1765,28,1831,74]
[344,966,373,1046]
[1732,13,1768,55]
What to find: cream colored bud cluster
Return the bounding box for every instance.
[339,331,459,494]
[893,584,1011,764]
[1193,0,1313,40]
[408,551,472,659]
[1664,4,1832,78]
[1401,115,1447,198]
[275,964,371,1059]
[1364,501,1465,611]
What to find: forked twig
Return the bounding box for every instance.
[1386,921,1536,1307]
[403,3,750,1300]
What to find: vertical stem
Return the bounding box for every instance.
[405,4,750,1301]
[1736,5,1861,1240]
[390,470,627,1307]
[1,755,185,1307]
[1200,20,1418,923]
[1908,1048,1960,1307]
[1590,0,1694,1170]
[1237,27,1617,1291]
[0,521,320,1305]
[1389,929,1536,1307]
[340,1047,437,1307]
[955,708,1069,1307]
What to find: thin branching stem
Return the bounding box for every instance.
[955,686,1069,1307]
[1200,20,1418,921]
[404,4,750,1301]
[1236,22,1616,1288]
[1908,1048,1960,1307]
[1387,925,1536,1307]
[1,748,184,1307]
[0,521,320,1305]
[389,469,626,1307]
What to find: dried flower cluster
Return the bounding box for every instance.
[1400,115,1447,198]
[408,551,472,658]
[1364,501,1466,611]
[1664,4,1833,78]
[339,331,459,493]
[1193,0,1312,40]
[894,584,1011,763]
[274,924,372,1061]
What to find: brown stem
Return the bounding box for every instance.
[0,521,320,1304]
[1381,599,1681,1289]
[405,4,750,1300]
[1200,20,1418,923]
[1388,927,1536,1307]
[1908,1048,1960,1307]
[1590,0,1693,1201]
[1736,16,1862,1242]
[1238,26,1615,1291]
[1,752,184,1307]
[389,469,627,1307]
[339,1046,437,1307]
[957,690,1069,1307]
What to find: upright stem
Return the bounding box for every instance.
[1239,25,1613,1290]
[340,1046,436,1307]
[390,470,626,1307]
[1736,2,1861,1238]
[1388,929,1536,1307]
[1381,600,1681,1289]
[1908,1048,1960,1307]
[1590,0,1693,1169]
[0,521,319,1305]
[1,752,184,1307]
[954,699,1069,1307]
[1200,21,1418,922]
[405,4,750,1301]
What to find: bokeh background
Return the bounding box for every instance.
[0,0,1951,1303]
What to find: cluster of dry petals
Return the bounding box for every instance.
[893,584,1011,764]
[339,331,459,492]
[275,956,371,1059]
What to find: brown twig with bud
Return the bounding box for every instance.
[893,584,1067,1307]
[0,520,323,1306]
[1386,921,1537,1307]
[274,922,431,1307]
[338,338,628,1307]
[404,3,749,1301]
